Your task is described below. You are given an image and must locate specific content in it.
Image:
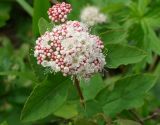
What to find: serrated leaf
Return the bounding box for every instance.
[96,74,157,116]
[21,74,72,122]
[80,74,105,101]
[105,44,147,68]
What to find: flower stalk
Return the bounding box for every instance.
[73,76,85,108]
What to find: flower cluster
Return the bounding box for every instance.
[48,2,72,22]
[80,6,107,26]
[34,2,106,79]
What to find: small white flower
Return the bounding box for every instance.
[41,60,49,67]
[80,6,108,26]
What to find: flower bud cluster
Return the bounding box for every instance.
[48,2,72,22]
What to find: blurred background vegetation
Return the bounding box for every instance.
[0,0,160,125]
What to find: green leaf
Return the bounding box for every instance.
[105,44,147,68]
[67,0,91,20]
[95,23,128,44]
[138,0,150,15]
[147,28,160,55]
[18,44,29,59]
[0,2,11,27]
[96,74,157,116]
[21,74,72,122]
[0,37,14,72]
[0,121,8,125]
[38,17,54,35]
[28,48,47,82]
[38,17,49,35]
[32,0,50,36]
[116,119,141,125]
[101,30,127,44]
[54,102,78,119]
[91,0,131,8]
[80,74,105,101]
[74,118,98,125]
[81,100,103,118]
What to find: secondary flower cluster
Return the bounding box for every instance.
[48,2,72,22]
[34,2,106,79]
[80,6,107,26]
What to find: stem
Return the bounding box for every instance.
[143,109,160,121]
[143,112,158,121]
[129,110,144,125]
[73,76,85,108]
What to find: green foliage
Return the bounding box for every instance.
[96,74,157,116]
[0,2,11,27]
[116,119,141,125]
[32,0,50,36]
[16,0,33,17]
[1,0,160,125]
[80,74,105,101]
[0,122,8,125]
[38,17,54,35]
[21,74,72,122]
[106,44,147,68]
[54,102,78,119]
[67,0,90,20]
[74,118,97,125]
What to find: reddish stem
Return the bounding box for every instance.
[74,76,85,108]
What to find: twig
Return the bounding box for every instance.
[143,112,158,121]
[73,76,85,108]
[143,109,160,121]
[129,110,144,125]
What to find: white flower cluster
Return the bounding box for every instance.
[34,2,106,79]
[34,21,106,79]
[80,6,107,26]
